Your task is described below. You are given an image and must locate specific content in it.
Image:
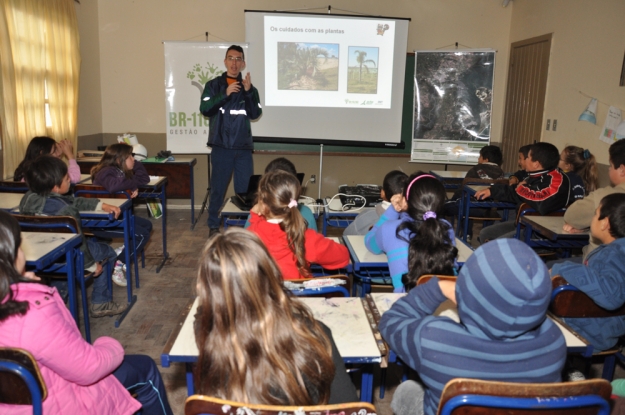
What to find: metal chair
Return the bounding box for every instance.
[0,348,47,415]
[437,377,611,415]
[184,394,376,415]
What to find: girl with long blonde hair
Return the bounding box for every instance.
[194,228,357,404]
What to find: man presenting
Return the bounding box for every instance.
[200,45,262,236]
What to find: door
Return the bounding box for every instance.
[501,33,552,172]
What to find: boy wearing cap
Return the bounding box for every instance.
[379,239,566,415]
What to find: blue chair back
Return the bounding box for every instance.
[0,348,47,415]
[438,378,611,415]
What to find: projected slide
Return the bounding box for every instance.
[277,42,339,91]
[265,15,394,109]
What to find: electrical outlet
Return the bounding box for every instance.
[553,119,558,131]
[546,119,551,130]
[310,174,316,183]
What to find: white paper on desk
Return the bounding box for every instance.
[599,106,622,144]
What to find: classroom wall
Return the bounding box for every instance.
[75,0,103,139]
[73,0,512,205]
[509,0,625,167]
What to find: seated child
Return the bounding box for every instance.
[563,139,625,259]
[551,193,625,351]
[194,227,358,404]
[465,145,504,180]
[14,136,81,183]
[244,157,317,231]
[343,170,408,236]
[248,170,349,279]
[91,143,154,285]
[365,173,456,292]
[559,145,598,201]
[380,238,566,415]
[19,155,126,317]
[477,142,572,243]
[443,145,504,236]
[509,144,532,185]
[0,211,172,414]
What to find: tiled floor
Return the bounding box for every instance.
[84,209,617,415]
[85,208,404,415]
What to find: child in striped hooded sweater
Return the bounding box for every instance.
[380,238,567,415]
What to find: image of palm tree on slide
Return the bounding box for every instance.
[347,47,379,94]
[277,42,339,91]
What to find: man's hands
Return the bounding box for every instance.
[226,82,241,96]
[101,203,121,218]
[226,73,252,96]
[242,73,251,91]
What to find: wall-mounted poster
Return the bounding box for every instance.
[163,42,250,154]
[410,50,495,164]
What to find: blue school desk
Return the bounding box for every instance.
[219,197,321,230]
[519,215,589,255]
[323,197,371,236]
[77,156,197,228]
[219,198,249,229]
[161,297,382,403]
[79,198,136,327]
[429,170,467,190]
[457,184,516,242]
[76,176,170,273]
[343,235,474,297]
[22,232,82,326]
[368,292,593,400]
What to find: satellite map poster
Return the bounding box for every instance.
[411,50,495,164]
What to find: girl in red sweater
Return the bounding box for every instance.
[248,170,349,279]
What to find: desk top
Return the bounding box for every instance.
[343,235,473,266]
[221,197,316,216]
[430,170,467,179]
[369,293,588,349]
[520,216,589,240]
[0,193,24,211]
[22,232,81,263]
[79,197,131,215]
[166,297,381,362]
[79,176,166,187]
[78,156,197,165]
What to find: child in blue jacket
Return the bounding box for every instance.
[365,172,456,292]
[551,192,625,351]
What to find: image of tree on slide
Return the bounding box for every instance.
[347,47,378,94]
[277,42,339,91]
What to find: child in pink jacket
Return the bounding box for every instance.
[0,211,172,414]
